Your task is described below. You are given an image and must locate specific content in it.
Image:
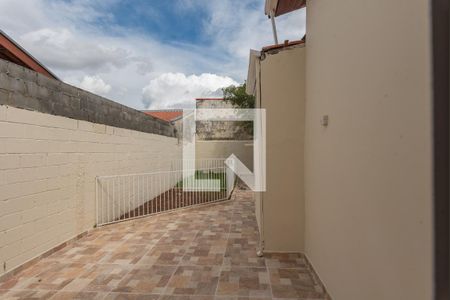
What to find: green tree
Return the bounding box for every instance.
[222,83,255,108]
[222,83,255,136]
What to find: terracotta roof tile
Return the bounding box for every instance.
[195,98,225,101]
[143,110,183,122]
[0,30,58,80]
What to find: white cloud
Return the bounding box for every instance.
[20,28,129,72]
[78,75,112,95]
[142,73,238,109]
[0,0,305,109]
[199,1,306,78]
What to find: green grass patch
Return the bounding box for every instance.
[176,171,226,190]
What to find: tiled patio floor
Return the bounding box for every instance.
[0,189,328,300]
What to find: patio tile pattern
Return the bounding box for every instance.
[166,266,221,295]
[216,266,270,298]
[0,189,328,299]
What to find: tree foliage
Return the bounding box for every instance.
[221,83,255,136]
[222,83,255,108]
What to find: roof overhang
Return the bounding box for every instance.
[262,39,305,52]
[265,0,306,17]
[246,50,261,96]
[0,30,59,80]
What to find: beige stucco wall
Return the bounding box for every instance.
[196,140,253,171]
[304,1,433,299]
[258,45,306,252]
[0,105,181,275]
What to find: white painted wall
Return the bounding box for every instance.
[304,1,433,299]
[195,140,253,171]
[0,105,181,275]
[256,45,306,252]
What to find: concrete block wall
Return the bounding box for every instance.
[0,105,181,275]
[0,59,175,137]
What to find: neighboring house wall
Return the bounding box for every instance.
[172,116,183,141]
[256,45,306,252]
[0,62,181,276]
[304,1,432,300]
[196,99,253,140]
[0,59,175,138]
[195,98,253,170]
[196,120,252,141]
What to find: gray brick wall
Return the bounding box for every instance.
[0,59,175,137]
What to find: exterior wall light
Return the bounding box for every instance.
[321,115,329,127]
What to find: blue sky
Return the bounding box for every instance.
[0,0,305,109]
[107,1,210,44]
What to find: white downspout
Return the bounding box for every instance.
[270,11,279,45]
[255,56,265,257]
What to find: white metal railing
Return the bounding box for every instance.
[96,159,235,226]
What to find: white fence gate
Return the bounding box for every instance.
[96,159,235,226]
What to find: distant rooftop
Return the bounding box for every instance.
[143,109,183,122]
[143,99,227,122]
[195,98,225,101]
